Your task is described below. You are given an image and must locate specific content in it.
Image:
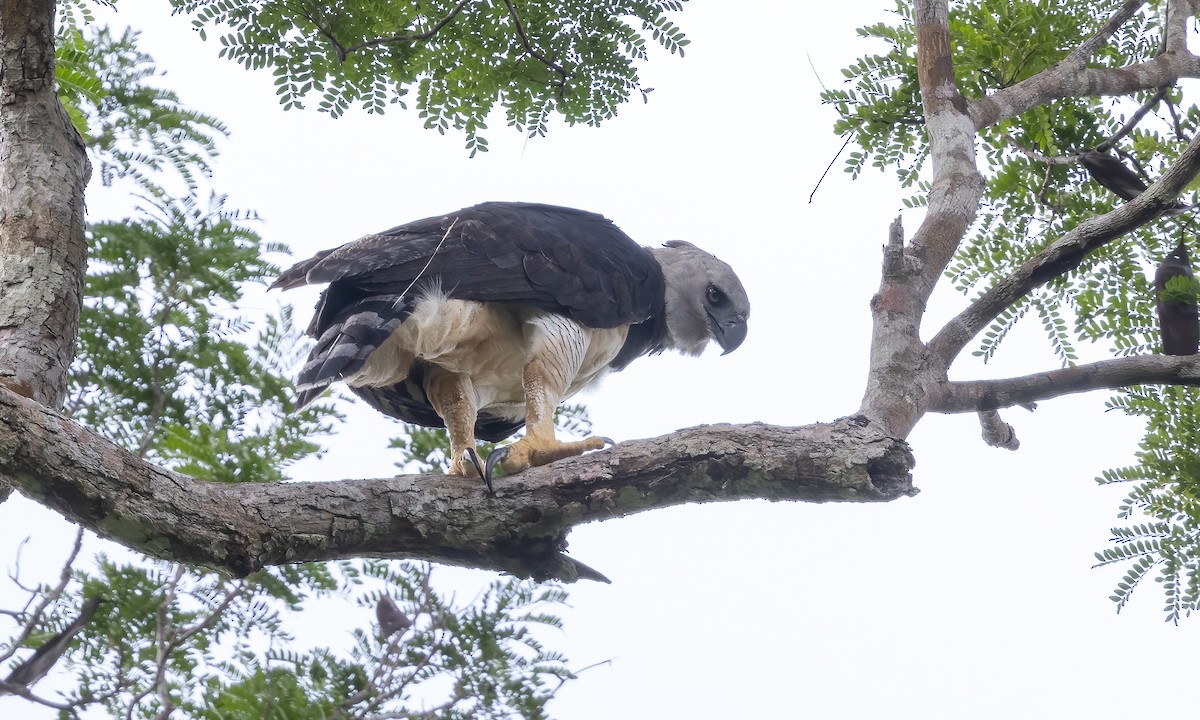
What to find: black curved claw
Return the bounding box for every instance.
[464,447,485,484]
[483,447,508,494]
[597,436,616,448]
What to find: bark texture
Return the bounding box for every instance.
[0,0,89,408]
[0,386,915,581]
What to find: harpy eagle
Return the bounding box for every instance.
[1154,239,1200,356]
[273,202,750,485]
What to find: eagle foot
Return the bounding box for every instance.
[484,436,614,487]
[448,447,489,490]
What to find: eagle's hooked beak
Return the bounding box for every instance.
[709,312,747,354]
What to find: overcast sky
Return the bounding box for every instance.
[5,1,1200,717]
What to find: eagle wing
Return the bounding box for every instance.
[275,202,664,332]
[275,202,668,435]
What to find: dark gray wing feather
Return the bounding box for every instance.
[276,202,665,331]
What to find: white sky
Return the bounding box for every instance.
[5,1,1200,718]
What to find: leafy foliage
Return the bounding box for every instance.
[1097,386,1200,623]
[22,559,572,718]
[826,0,1200,619]
[58,26,228,193]
[169,0,690,153]
[1160,274,1200,304]
[67,190,315,463]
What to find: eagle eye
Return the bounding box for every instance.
[706,285,725,306]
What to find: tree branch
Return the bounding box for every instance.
[1163,0,1198,55]
[859,0,981,436]
[0,387,915,583]
[967,1,1200,130]
[1097,85,1170,153]
[501,0,569,93]
[334,0,475,61]
[927,129,1200,368]
[929,354,1200,413]
[907,0,984,304]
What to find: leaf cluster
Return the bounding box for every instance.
[58,25,228,194]
[169,0,689,154]
[1098,386,1200,623]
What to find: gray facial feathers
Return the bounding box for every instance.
[650,240,750,356]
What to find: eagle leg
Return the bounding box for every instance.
[426,371,486,483]
[485,345,612,482]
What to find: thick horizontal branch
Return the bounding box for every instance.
[926,128,1200,368]
[929,354,1200,413]
[0,387,915,582]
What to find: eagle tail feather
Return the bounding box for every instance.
[294,295,412,402]
[270,249,338,291]
[294,386,328,411]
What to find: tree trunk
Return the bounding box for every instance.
[0,0,90,408]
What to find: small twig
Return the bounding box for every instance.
[809,133,853,203]
[1164,93,1191,142]
[336,0,475,60]
[1036,163,1066,217]
[1115,145,1154,183]
[502,0,569,96]
[169,580,246,646]
[397,219,458,302]
[0,528,84,667]
[549,658,612,696]
[1097,85,1170,154]
[326,219,459,382]
[978,410,1020,450]
[8,536,35,592]
[805,50,828,92]
[996,130,1074,165]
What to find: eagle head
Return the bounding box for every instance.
[652,240,750,356]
